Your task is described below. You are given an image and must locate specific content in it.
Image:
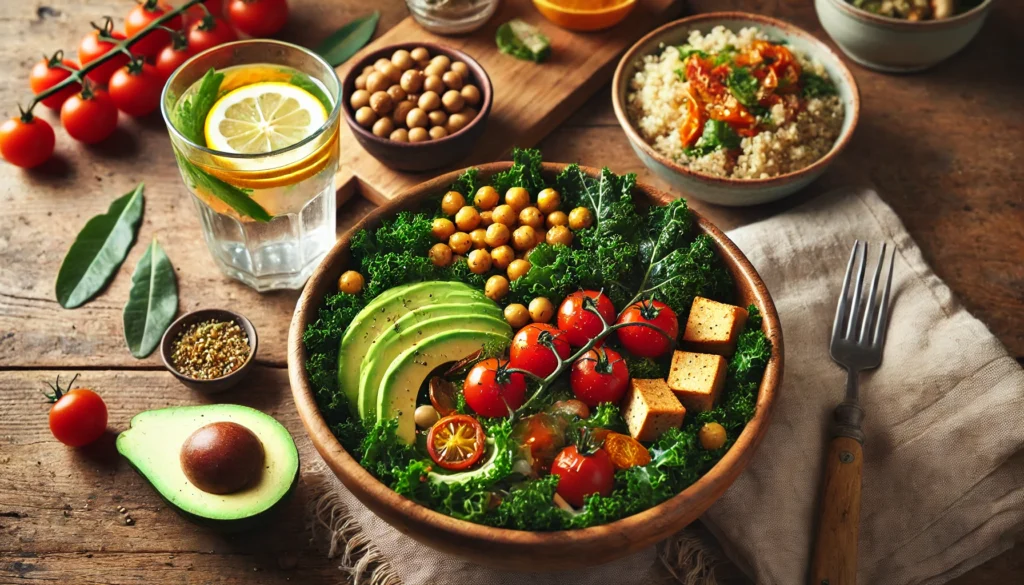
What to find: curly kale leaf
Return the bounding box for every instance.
[449,167,481,198]
[645,234,733,318]
[555,165,642,240]
[579,402,628,433]
[362,251,437,298]
[302,291,367,421]
[360,419,420,486]
[492,147,547,195]
[800,72,837,98]
[624,355,670,380]
[507,243,580,304]
[490,475,569,530]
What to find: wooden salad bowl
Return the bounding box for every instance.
[287,162,784,570]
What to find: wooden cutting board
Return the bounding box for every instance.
[333,0,681,206]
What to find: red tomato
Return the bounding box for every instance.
[155,42,193,80]
[61,89,119,144]
[125,1,183,59]
[79,29,130,86]
[227,0,289,37]
[45,376,107,447]
[509,323,571,379]
[188,16,239,54]
[186,0,225,23]
[616,300,679,358]
[29,54,81,110]
[557,290,616,347]
[570,347,630,407]
[426,414,486,471]
[0,116,55,169]
[513,413,567,473]
[463,358,527,418]
[109,63,164,117]
[551,444,615,507]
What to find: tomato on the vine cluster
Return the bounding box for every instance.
[155,42,194,80]
[78,28,129,85]
[109,62,164,117]
[61,89,119,144]
[616,300,679,358]
[125,1,183,59]
[463,358,527,418]
[45,375,107,448]
[570,346,630,407]
[29,54,80,110]
[510,323,571,378]
[557,290,616,347]
[227,0,289,37]
[188,16,238,54]
[551,439,615,507]
[0,116,55,169]
[186,0,225,23]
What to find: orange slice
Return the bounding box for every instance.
[532,0,636,31]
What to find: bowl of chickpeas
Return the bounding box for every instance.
[342,43,493,172]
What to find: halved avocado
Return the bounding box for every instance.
[116,404,298,531]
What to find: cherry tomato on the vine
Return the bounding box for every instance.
[616,300,679,358]
[125,1,183,59]
[188,16,238,54]
[29,53,80,110]
[227,0,289,37]
[557,290,616,347]
[463,358,527,418]
[78,27,129,86]
[186,0,225,23]
[570,346,630,407]
[61,89,119,144]
[155,40,193,80]
[109,62,164,117]
[45,375,107,447]
[551,442,615,507]
[0,115,55,169]
[426,414,485,471]
[509,323,571,379]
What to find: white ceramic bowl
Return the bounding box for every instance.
[612,12,860,207]
[815,0,994,73]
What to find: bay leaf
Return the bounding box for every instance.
[56,184,145,309]
[317,11,379,67]
[123,239,178,359]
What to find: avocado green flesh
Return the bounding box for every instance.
[116,404,299,522]
[379,330,511,444]
[337,281,485,410]
[357,310,508,421]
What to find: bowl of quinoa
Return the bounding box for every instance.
[612,13,859,206]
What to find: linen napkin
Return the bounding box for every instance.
[307,187,1024,585]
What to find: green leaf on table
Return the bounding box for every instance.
[175,154,273,222]
[123,239,178,359]
[496,19,551,63]
[174,68,225,146]
[55,184,145,309]
[317,11,379,67]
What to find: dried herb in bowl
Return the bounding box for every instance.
[170,319,251,380]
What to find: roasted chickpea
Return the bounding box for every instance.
[408,127,429,142]
[431,54,452,70]
[545,225,573,247]
[512,225,537,251]
[474,185,500,210]
[354,106,376,128]
[389,128,409,142]
[354,74,367,91]
[484,223,510,247]
[338,270,364,294]
[460,84,481,107]
[379,62,401,83]
[391,49,414,71]
[372,117,394,138]
[428,243,453,267]
[451,61,469,78]
[699,423,727,450]
[366,71,389,93]
[455,206,481,231]
[505,187,530,211]
[414,404,440,428]
[429,126,448,140]
[386,85,406,103]
[369,91,393,115]
[400,69,424,93]
[507,259,531,281]
[518,206,544,230]
[418,91,441,112]
[439,70,462,91]
[350,89,371,109]
[529,297,554,323]
[536,188,561,214]
[546,210,568,228]
[504,303,531,329]
[362,64,376,76]
[446,112,471,134]
[431,217,456,241]
[423,62,446,78]
[492,204,517,227]
[491,245,514,270]
[469,228,488,249]
[485,275,510,301]
[406,107,428,129]
[441,191,466,215]
[467,249,492,274]
[428,110,448,127]
[568,207,594,231]
[423,74,445,94]
[479,210,493,226]
[441,90,465,114]
[410,47,430,63]
[392,100,415,126]
[448,232,472,255]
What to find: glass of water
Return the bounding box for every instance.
[161,40,341,292]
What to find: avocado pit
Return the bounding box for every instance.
[180,422,265,494]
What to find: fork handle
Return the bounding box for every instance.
[809,425,863,585]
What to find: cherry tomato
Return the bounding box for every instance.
[188,16,239,54]
[551,443,615,508]
[509,323,571,379]
[603,432,651,470]
[227,0,289,37]
[463,358,527,418]
[549,399,590,419]
[155,40,194,80]
[557,290,616,347]
[109,63,164,117]
[61,89,119,144]
[616,300,679,358]
[513,413,567,473]
[125,1,183,59]
[45,375,107,447]
[0,115,55,169]
[78,28,130,86]
[426,414,485,471]
[570,347,630,407]
[29,53,80,110]
[186,0,225,23]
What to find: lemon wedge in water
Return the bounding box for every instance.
[204,81,328,156]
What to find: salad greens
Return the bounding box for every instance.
[685,119,742,158]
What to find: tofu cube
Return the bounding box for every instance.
[667,351,727,413]
[622,379,686,442]
[682,297,749,355]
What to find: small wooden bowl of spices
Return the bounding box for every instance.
[161,309,258,393]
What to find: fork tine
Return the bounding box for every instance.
[873,247,896,346]
[845,242,868,339]
[832,241,860,342]
[859,243,886,343]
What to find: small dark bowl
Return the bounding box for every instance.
[342,42,493,172]
[160,309,259,394]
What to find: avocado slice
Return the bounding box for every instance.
[116,404,299,530]
[337,281,487,411]
[357,308,508,421]
[378,330,511,444]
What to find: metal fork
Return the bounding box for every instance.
[809,241,896,585]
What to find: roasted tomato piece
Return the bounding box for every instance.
[427,414,486,471]
[603,432,652,470]
[513,412,568,473]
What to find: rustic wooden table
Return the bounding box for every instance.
[1,0,1021,583]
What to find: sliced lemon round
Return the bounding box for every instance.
[204,81,328,156]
